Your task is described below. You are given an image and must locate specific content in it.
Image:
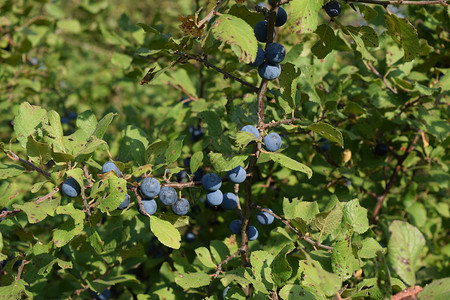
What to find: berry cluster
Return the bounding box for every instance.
[242,125,282,152]
[250,2,288,81]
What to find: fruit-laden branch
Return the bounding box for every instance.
[252,205,334,251]
[346,0,448,5]
[370,134,420,224]
[6,150,51,177]
[174,51,259,93]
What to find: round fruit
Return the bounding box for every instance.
[201,173,222,192]
[229,219,242,234]
[91,289,111,300]
[61,177,81,198]
[248,47,265,67]
[118,194,130,210]
[158,186,178,205]
[140,178,161,199]
[171,198,190,215]
[222,286,231,300]
[241,125,260,139]
[263,132,282,151]
[254,21,268,43]
[221,193,239,210]
[375,143,388,156]
[324,0,341,17]
[258,62,281,80]
[206,190,223,206]
[265,43,286,64]
[0,207,8,222]
[275,7,287,27]
[176,170,187,183]
[227,165,247,184]
[318,138,331,151]
[185,232,195,243]
[138,199,157,216]
[248,226,259,241]
[189,125,205,142]
[102,161,122,177]
[257,208,274,225]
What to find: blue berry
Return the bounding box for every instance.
[257,208,274,225]
[159,186,178,205]
[229,219,242,234]
[222,286,231,299]
[176,170,188,183]
[319,138,331,151]
[375,143,388,156]
[201,173,222,192]
[324,0,341,17]
[102,161,122,177]
[258,62,281,80]
[265,43,286,64]
[91,289,111,300]
[68,111,77,120]
[138,199,157,216]
[185,232,195,243]
[221,193,239,210]
[227,165,247,184]
[263,132,282,151]
[275,7,287,27]
[189,126,205,142]
[254,21,273,43]
[61,177,81,198]
[248,226,259,241]
[172,198,190,215]
[140,178,161,199]
[241,125,260,139]
[118,194,130,210]
[248,47,265,67]
[0,207,8,222]
[206,190,223,206]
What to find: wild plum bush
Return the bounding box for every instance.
[0,0,449,299]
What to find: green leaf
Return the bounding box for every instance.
[87,227,105,254]
[307,121,343,147]
[211,14,257,64]
[310,204,343,240]
[359,238,385,259]
[289,0,324,34]
[385,14,419,62]
[209,153,248,172]
[175,272,212,289]
[119,125,149,166]
[279,285,316,300]
[42,110,65,152]
[0,163,26,179]
[268,153,313,178]
[345,25,379,48]
[57,19,81,33]
[150,216,181,249]
[76,110,98,139]
[97,176,127,213]
[282,198,319,223]
[146,140,169,164]
[26,135,52,164]
[13,197,60,224]
[251,250,275,291]
[14,102,47,148]
[0,182,19,207]
[271,244,295,286]
[93,112,117,139]
[357,4,378,21]
[235,131,259,148]
[298,259,341,297]
[279,63,301,110]
[195,247,216,269]
[343,199,369,234]
[190,151,203,173]
[0,280,31,299]
[331,229,359,280]
[111,53,132,69]
[53,203,85,247]
[387,220,425,286]
[419,277,450,300]
[165,136,185,164]
[312,24,336,59]
[88,274,139,293]
[209,240,231,264]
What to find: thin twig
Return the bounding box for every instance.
[16,260,30,280]
[365,61,397,94]
[174,52,259,93]
[7,151,51,177]
[253,205,333,251]
[197,0,227,27]
[263,117,300,129]
[346,0,448,6]
[370,134,420,224]
[212,248,245,278]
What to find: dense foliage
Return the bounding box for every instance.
[0,0,449,299]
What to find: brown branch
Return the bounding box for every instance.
[346,0,448,5]
[253,205,333,251]
[212,248,245,278]
[174,52,259,93]
[35,188,59,204]
[365,61,397,94]
[7,151,51,177]
[197,0,227,27]
[16,259,30,280]
[263,117,300,129]
[370,134,420,224]
[82,164,94,188]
